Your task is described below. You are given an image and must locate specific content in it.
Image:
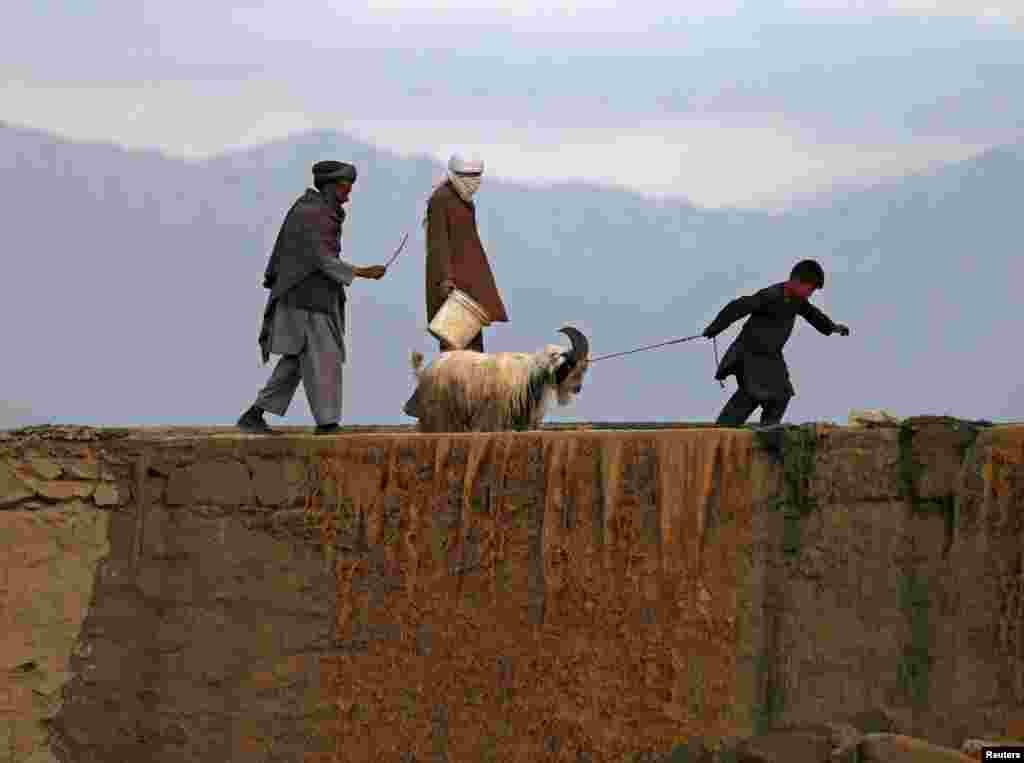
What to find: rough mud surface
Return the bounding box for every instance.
[0,419,1021,762]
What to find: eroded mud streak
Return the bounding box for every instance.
[656,433,688,583]
[639,436,663,618]
[652,430,755,735]
[300,430,757,762]
[459,435,492,599]
[599,436,624,599]
[388,440,418,599]
[489,436,514,601]
[301,440,398,759]
[541,436,569,608]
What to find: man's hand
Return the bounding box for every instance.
[441,279,457,297]
[357,264,387,280]
[834,323,850,336]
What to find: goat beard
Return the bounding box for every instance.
[555,372,586,406]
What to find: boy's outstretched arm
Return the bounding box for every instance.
[702,290,772,338]
[799,300,850,336]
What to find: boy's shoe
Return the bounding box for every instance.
[237,406,277,434]
[315,423,342,435]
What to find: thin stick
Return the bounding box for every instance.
[589,334,704,363]
[385,232,410,268]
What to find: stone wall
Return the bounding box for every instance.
[0,420,1021,762]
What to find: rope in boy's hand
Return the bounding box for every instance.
[713,336,725,388]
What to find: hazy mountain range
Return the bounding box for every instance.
[1,120,1020,429]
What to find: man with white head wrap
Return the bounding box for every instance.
[422,153,508,353]
[404,153,509,419]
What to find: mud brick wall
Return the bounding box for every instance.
[0,437,129,763]
[1,432,337,763]
[748,419,1024,750]
[1,420,1022,763]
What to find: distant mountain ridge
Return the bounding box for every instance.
[1,121,1020,425]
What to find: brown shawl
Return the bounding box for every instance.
[424,182,508,324]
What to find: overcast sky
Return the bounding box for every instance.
[5,1,1023,205]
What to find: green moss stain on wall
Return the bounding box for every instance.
[751,651,786,736]
[897,570,932,707]
[897,418,989,555]
[756,425,818,557]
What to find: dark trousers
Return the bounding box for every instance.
[439,331,483,353]
[716,387,790,426]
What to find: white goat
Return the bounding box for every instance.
[402,326,591,432]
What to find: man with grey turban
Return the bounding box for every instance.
[237,160,389,435]
[422,154,509,353]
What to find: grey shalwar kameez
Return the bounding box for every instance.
[254,188,356,426]
[704,283,837,426]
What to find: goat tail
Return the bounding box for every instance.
[410,350,425,377]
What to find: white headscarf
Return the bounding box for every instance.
[423,153,485,228]
[447,153,484,201]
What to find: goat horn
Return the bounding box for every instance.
[558,326,590,363]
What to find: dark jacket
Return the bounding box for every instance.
[704,283,836,401]
[425,182,509,324]
[258,189,355,363]
[263,189,347,312]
